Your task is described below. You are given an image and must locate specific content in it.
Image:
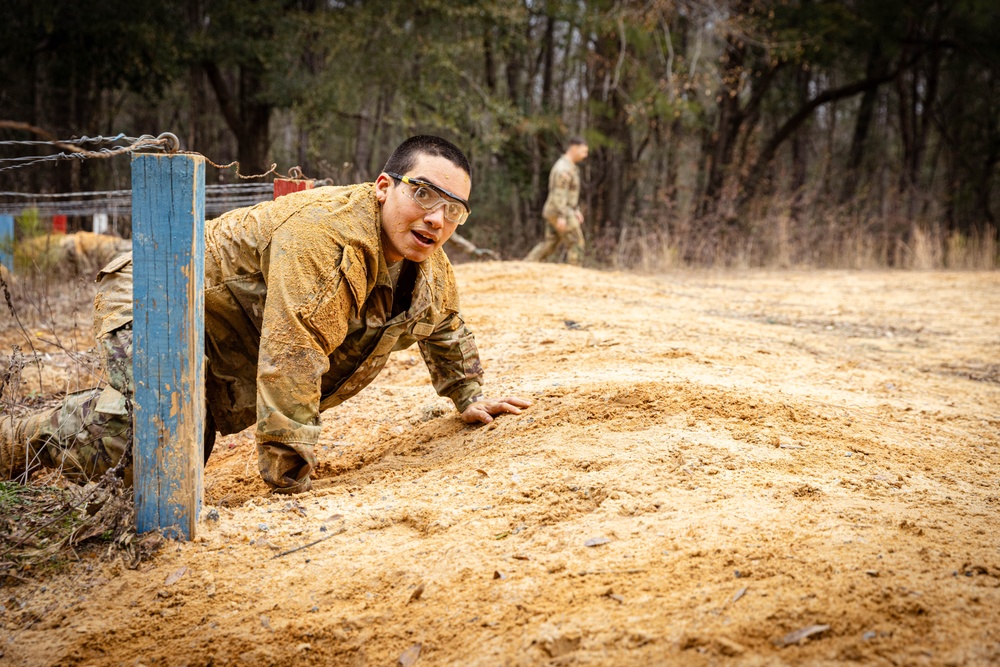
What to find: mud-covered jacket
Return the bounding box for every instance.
[94,184,484,451]
[541,155,581,222]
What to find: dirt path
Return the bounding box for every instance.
[3,263,999,666]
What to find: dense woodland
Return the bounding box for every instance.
[1,0,997,268]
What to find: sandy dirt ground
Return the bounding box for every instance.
[2,262,999,666]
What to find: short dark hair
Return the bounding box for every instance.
[567,136,587,148]
[383,135,472,179]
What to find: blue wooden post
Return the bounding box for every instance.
[0,215,13,275]
[130,153,205,540]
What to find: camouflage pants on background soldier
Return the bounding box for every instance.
[525,216,585,266]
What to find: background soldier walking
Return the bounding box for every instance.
[525,137,589,266]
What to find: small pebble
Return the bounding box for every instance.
[258,523,269,532]
[205,508,220,522]
[863,631,876,641]
[845,452,853,457]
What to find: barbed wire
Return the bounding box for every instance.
[0,183,274,217]
[0,131,317,215]
[0,135,170,173]
[0,182,271,199]
[0,133,133,147]
[186,154,280,181]
[0,132,288,182]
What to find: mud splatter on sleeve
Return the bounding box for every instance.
[255,218,356,448]
[419,312,484,413]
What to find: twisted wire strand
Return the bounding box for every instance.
[0,183,275,217]
[183,153,279,181]
[0,135,168,173]
[0,183,273,199]
[0,133,132,147]
[0,130,301,181]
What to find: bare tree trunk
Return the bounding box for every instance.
[203,62,272,176]
[483,26,497,93]
[540,12,556,112]
[589,18,634,239]
[790,66,811,222]
[697,33,746,218]
[353,106,374,184]
[840,43,886,203]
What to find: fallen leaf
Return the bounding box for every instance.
[775,624,831,647]
[865,570,879,577]
[475,469,489,477]
[164,566,188,586]
[408,583,425,602]
[584,537,611,547]
[398,643,422,666]
[493,570,506,580]
[731,586,748,603]
[512,554,530,561]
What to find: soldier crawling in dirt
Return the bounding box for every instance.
[1,135,532,494]
[525,136,589,266]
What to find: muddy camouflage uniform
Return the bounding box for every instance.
[525,155,585,266]
[13,184,484,492]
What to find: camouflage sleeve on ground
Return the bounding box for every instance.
[255,224,356,449]
[418,312,484,413]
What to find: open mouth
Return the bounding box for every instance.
[411,230,437,247]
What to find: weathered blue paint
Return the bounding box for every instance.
[0,215,13,274]
[131,153,206,540]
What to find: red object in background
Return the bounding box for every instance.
[51,215,67,234]
[273,179,315,199]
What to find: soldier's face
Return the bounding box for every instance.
[376,154,472,264]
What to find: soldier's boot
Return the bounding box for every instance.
[1,407,64,482]
[1,413,34,481]
[0,414,26,480]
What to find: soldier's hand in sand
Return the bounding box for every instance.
[462,397,533,424]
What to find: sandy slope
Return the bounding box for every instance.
[2,262,999,666]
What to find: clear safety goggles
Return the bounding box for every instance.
[387,171,471,225]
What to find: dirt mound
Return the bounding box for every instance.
[2,263,999,666]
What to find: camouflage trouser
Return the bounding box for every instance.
[21,327,134,485]
[525,215,585,266]
[20,326,214,486]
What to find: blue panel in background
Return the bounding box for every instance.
[0,214,13,274]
